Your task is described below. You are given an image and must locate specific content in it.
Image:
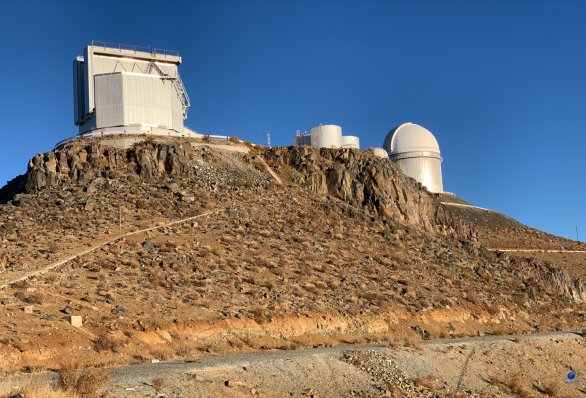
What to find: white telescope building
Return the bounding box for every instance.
[72,42,199,138]
[384,122,443,193]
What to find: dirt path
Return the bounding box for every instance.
[488,248,586,253]
[1,331,583,397]
[0,208,229,290]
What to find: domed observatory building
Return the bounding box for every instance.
[383,122,443,193]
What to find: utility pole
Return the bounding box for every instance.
[119,205,122,237]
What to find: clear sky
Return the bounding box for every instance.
[0,0,584,240]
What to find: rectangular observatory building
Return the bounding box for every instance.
[73,42,192,137]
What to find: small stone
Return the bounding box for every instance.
[165,182,180,193]
[60,306,73,315]
[151,359,160,363]
[142,241,155,251]
[69,315,83,327]
[111,305,127,315]
[24,305,34,314]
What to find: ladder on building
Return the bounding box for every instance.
[146,61,191,119]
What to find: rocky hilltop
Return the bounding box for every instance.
[0,137,584,394]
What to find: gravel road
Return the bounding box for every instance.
[1,331,583,397]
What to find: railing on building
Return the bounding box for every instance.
[90,40,180,57]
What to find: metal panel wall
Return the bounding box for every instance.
[169,83,184,132]
[121,73,173,129]
[85,46,179,116]
[94,73,125,128]
[73,57,86,124]
[394,156,443,193]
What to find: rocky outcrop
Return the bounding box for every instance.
[536,261,586,303]
[0,139,268,204]
[264,146,474,238]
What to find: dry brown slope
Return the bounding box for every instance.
[438,193,586,279]
[0,138,584,376]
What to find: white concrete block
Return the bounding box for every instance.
[70,315,83,328]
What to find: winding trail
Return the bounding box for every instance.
[0,208,228,290]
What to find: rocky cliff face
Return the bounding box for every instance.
[2,141,473,239]
[0,138,268,203]
[264,146,473,238]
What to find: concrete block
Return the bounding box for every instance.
[69,315,83,327]
[24,306,34,314]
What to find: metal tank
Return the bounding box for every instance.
[370,147,389,159]
[310,124,342,148]
[341,135,360,149]
[383,122,443,193]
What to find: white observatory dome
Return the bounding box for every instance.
[383,123,440,154]
[383,122,443,193]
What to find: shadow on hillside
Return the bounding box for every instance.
[0,174,27,204]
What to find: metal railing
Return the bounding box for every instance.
[90,40,180,57]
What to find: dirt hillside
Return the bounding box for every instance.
[0,137,584,393]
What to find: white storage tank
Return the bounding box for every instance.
[310,124,342,148]
[341,135,360,149]
[370,147,389,159]
[383,122,443,193]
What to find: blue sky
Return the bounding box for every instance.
[0,0,584,240]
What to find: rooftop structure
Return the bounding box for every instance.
[293,124,360,149]
[72,41,198,138]
[384,122,443,193]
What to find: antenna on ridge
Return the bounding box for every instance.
[267,131,271,148]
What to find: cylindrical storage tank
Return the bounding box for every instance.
[341,135,360,149]
[310,124,342,148]
[383,122,443,193]
[370,147,389,159]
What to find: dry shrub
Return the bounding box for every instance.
[152,377,164,393]
[501,374,534,398]
[415,376,439,390]
[251,306,271,323]
[58,365,109,398]
[403,333,422,348]
[151,347,174,361]
[175,344,195,357]
[92,334,120,353]
[535,381,560,397]
[0,385,79,398]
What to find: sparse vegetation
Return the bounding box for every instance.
[58,365,109,398]
[0,139,584,397]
